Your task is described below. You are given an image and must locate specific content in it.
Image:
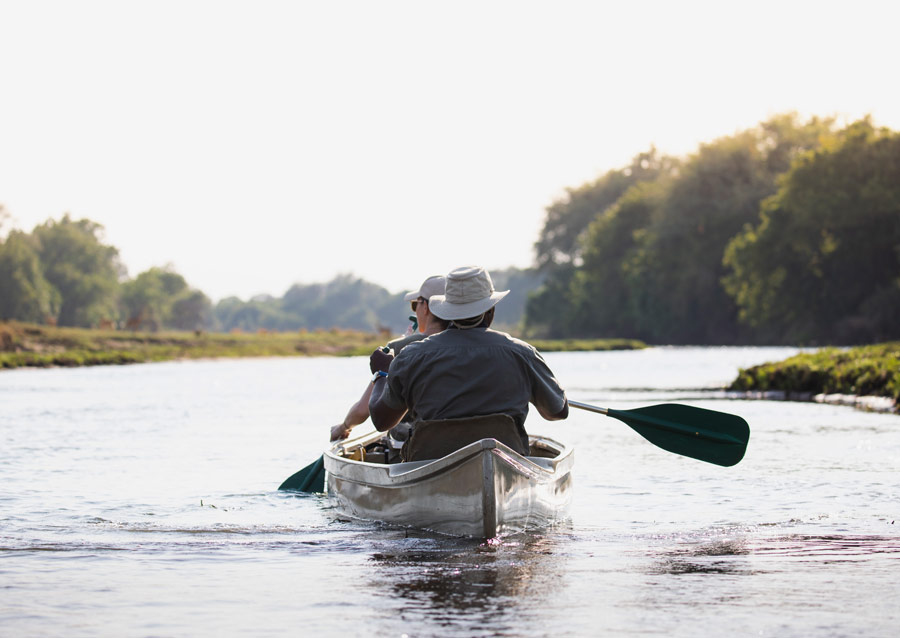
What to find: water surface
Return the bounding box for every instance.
[2,347,898,636]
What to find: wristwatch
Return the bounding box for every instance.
[371,370,389,383]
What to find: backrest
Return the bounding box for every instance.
[402,413,529,462]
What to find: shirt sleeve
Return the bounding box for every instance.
[527,348,567,415]
[382,347,413,411]
[387,332,425,355]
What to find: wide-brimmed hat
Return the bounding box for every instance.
[428,266,509,320]
[403,275,446,302]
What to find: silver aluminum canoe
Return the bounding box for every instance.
[323,430,574,538]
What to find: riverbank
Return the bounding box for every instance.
[729,342,900,413]
[0,321,645,370]
[0,321,387,368]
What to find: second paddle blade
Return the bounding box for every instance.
[278,455,326,492]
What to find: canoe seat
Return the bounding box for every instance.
[402,413,529,462]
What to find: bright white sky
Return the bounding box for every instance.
[1,0,898,301]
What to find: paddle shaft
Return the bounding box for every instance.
[568,400,608,416]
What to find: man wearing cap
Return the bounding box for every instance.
[330,275,448,442]
[368,266,568,458]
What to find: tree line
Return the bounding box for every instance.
[0,210,541,334]
[213,267,541,334]
[5,112,896,344]
[525,113,900,345]
[0,213,212,331]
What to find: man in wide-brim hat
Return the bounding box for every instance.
[369,266,568,458]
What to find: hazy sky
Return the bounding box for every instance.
[2,1,898,301]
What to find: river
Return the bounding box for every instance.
[1,347,898,637]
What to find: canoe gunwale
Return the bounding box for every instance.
[324,430,572,488]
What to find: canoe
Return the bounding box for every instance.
[323,429,574,538]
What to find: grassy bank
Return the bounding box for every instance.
[729,342,900,403]
[0,321,645,370]
[530,338,645,352]
[0,321,387,369]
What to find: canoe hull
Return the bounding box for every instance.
[324,434,573,537]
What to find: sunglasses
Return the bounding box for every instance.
[410,297,427,311]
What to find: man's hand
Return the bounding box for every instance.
[330,423,352,441]
[369,348,393,374]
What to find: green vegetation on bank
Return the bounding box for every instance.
[0,321,645,370]
[528,114,900,345]
[0,321,386,369]
[530,338,645,352]
[729,343,900,402]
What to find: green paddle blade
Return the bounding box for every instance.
[608,403,749,467]
[278,455,326,492]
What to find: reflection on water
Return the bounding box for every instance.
[652,538,754,575]
[367,533,565,629]
[649,532,900,579]
[755,534,900,559]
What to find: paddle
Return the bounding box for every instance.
[278,401,749,489]
[279,347,394,493]
[568,400,749,467]
[278,454,326,492]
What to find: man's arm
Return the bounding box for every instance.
[330,382,374,441]
[537,399,568,421]
[368,376,407,431]
[529,346,569,421]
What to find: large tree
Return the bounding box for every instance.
[120,266,213,331]
[0,229,60,323]
[525,149,677,337]
[567,181,663,339]
[120,267,186,330]
[541,113,835,343]
[170,289,214,331]
[622,130,778,342]
[31,215,123,327]
[625,114,835,343]
[522,262,578,337]
[534,147,677,268]
[723,119,900,343]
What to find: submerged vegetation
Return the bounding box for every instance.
[0,321,645,370]
[730,343,900,403]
